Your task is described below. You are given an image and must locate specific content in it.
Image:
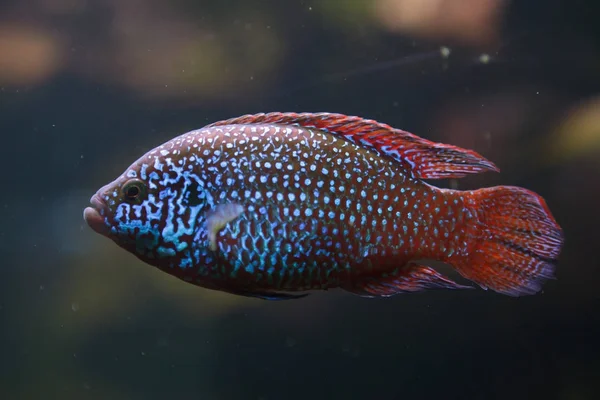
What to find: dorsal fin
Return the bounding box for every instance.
[206,112,499,180]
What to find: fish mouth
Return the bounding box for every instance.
[83,193,110,236]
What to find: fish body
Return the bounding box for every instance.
[84,112,564,300]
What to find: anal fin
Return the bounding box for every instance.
[345,263,472,298]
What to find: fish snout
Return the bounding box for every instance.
[83,192,110,235]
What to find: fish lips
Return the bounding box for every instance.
[83,194,110,236]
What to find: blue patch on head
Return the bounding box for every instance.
[157,246,176,257]
[179,256,193,268]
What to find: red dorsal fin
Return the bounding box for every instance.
[206,112,499,180]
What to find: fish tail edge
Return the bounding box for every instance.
[452,186,565,297]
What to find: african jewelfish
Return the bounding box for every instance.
[83,112,564,300]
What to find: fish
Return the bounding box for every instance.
[83,112,564,300]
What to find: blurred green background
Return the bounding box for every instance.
[0,0,599,399]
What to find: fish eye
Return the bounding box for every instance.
[122,179,146,202]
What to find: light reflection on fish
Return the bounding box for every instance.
[83,112,564,300]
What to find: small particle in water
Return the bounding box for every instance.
[141,351,146,356]
[342,343,361,358]
[479,53,491,64]
[440,46,451,58]
[71,302,80,312]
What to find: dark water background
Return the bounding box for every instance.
[1,0,599,399]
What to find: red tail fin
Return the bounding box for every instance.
[452,186,564,296]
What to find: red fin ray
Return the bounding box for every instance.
[345,263,473,298]
[452,186,564,296]
[206,112,499,180]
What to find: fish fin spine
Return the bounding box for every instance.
[206,112,499,180]
[450,186,564,296]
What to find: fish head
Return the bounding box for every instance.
[83,170,160,256]
[83,151,212,266]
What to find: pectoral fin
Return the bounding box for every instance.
[205,203,245,251]
[345,263,473,298]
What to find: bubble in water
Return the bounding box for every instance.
[440,46,452,59]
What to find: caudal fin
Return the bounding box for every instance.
[452,186,564,297]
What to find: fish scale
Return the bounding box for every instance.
[84,112,564,300]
